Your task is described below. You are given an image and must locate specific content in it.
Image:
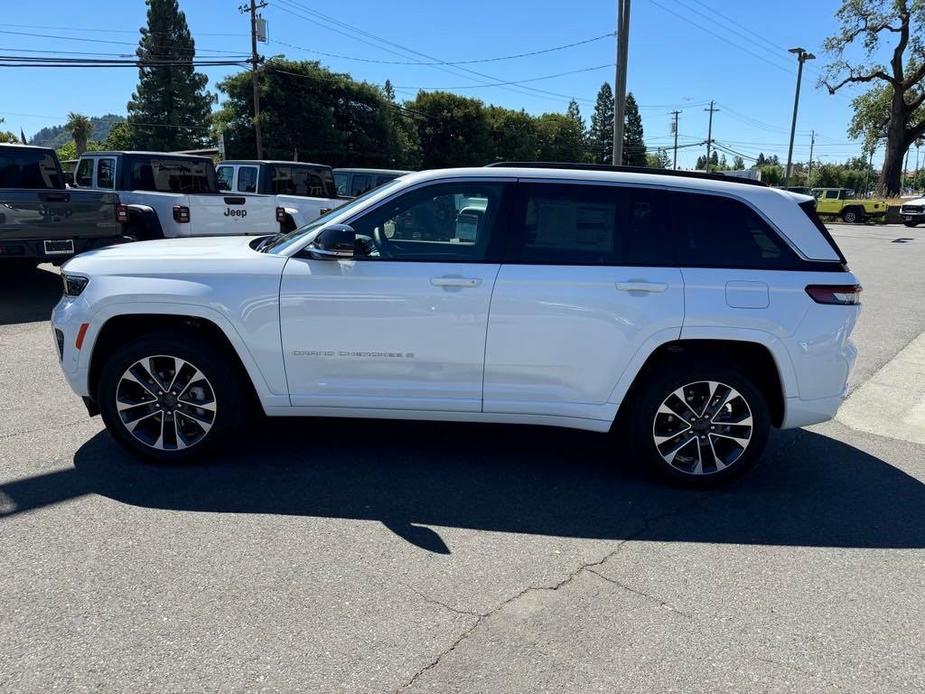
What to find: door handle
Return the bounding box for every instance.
[615,281,669,293]
[431,277,482,288]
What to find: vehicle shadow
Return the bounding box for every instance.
[2,420,923,553]
[0,265,60,326]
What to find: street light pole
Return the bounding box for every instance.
[785,47,815,186]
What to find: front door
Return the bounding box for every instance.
[280,181,508,412]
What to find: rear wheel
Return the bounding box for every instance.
[629,363,770,485]
[841,208,863,224]
[97,333,247,462]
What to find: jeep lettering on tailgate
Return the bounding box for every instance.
[225,208,247,218]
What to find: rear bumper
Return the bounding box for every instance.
[0,234,131,262]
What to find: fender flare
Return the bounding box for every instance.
[124,204,165,240]
[79,301,285,408]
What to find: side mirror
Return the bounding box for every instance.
[307,224,356,259]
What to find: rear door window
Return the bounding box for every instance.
[237,166,258,193]
[669,192,795,269]
[350,174,372,197]
[96,158,115,189]
[75,158,93,187]
[503,183,674,266]
[0,149,64,189]
[216,165,234,191]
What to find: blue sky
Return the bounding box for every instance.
[1,0,892,168]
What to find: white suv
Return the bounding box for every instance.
[52,165,860,484]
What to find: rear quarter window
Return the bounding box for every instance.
[268,165,337,198]
[128,157,216,193]
[669,192,796,269]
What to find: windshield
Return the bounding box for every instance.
[263,178,405,254]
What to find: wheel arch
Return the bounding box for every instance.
[86,312,267,414]
[124,204,165,240]
[614,338,789,428]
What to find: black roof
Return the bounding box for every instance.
[485,161,768,187]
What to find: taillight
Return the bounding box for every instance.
[276,206,287,223]
[173,205,191,223]
[114,204,129,223]
[805,284,862,305]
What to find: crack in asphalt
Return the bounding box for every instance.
[400,583,486,619]
[395,493,707,692]
[586,568,692,618]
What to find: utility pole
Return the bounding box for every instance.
[670,110,680,170]
[241,0,268,159]
[704,101,718,172]
[613,0,630,166]
[864,146,874,197]
[785,47,815,186]
[807,129,815,180]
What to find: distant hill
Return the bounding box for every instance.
[30,114,125,148]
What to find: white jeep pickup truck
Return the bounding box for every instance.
[52,164,861,485]
[73,151,280,240]
[216,160,343,231]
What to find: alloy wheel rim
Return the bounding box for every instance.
[115,355,217,451]
[651,381,753,476]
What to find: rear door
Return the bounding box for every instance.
[483,182,684,421]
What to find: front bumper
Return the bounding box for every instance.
[51,294,92,398]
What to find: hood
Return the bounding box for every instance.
[68,235,260,262]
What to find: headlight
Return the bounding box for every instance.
[61,273,90,297]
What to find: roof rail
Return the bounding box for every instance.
[485,161,767,187]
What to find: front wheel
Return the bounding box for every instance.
[97,333,247,462]
[629,363,770,486]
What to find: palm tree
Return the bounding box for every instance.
[66,113,93,155]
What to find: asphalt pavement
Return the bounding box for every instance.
[1,223,923,693]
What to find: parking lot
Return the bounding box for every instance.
[1,223,923,693]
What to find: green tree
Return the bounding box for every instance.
[66,113,93,155]
[216,60,403,166]
[566,99,585,138]
[822,0,925,196]
[487,107,537,161]
[382,80,422,168]
[56,140,105,161]
[760,164,785,185]
[105,121,137,150]
[622,93,646,166]
[588,82,614,164]
[0,118,18,143]
[646,148,670,169]
[410,91,494,167]
[127,0,216,151]
[733,155,745,170]
[535,113,585,162]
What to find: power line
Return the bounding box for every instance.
[0,29,247,55]
[3,22,247,38]
[270,32,615,66]
[392,64,615,91]
[273,0,596,105]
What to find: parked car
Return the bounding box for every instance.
[811,187,887,224]
[216,160,342,231]
[0,144,128,267]
[899,196,925,227]
[73,151,280,239]
[334,168,410,198]
[52,164,860,485]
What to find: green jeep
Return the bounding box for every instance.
[812,188,887,224]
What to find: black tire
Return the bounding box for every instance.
[904,220,919,228]
[97,332,248,463]
[628,361,770,486]
[841,208,863,224]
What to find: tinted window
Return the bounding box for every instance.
[0,149,64,189]
[670,192,793,269]
[128,157,216,193]
[75,158,93,187]
[350,174,372,197]
[825,190,839,199]
[334,173,348,196]
[350,183,502,262]
[504,184,673,266]
[268,164,337,198]
[216,166,233,191]
[237,166,258,193]
[376,174,396,186]
[97,158,115,189]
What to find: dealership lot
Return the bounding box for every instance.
[1,223,924,693]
